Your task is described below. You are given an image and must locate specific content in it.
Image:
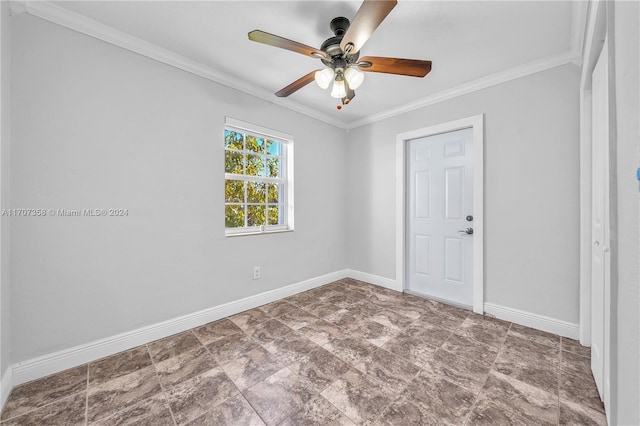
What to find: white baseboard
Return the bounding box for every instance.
[12,270,347,386]
[1,366,12,412]
[345,270,401,292]
[484,303,580,340]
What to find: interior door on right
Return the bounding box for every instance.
[406,127,473,308]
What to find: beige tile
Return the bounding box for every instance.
[479,371,558,426]
[441,333,499,368]
[259,300,298,317]
[454,316,510,348]
[350,318,398,347]
[154,346,217,388]
[561,350,592,377]
[2,392,86,426]
[220,345,283,390]
[206,332,262,365]
[356,348,421,393]
[280,393,355,426]
[325,309,367,331]
[466,398,529,426]
[302,301,347,318]
[247,319,295,345]
[423,349,491,394]
[165,367,239,425]
[0,364,87,421]
[561,337,591,358]
[288,348,351,392]
[508,323,560,349]
[277,306,320,330]
[260,332,321,365]
[560,371,605,413]
[89,346,153,386]
[559,400,607,426]
[369,309,415,330]
[242,367,316,425]
[297,319,345,346]
[493,350,559,395]
[228,308,271,331]
[401,368,476,424]
[323,336,379,367]
[147,331,202,362]
[501,334,560,365]
[192,318,243,345]
[321,368,395,425]
[90,392,173,426]
[380,331,438,367]
[185,393,264,426]
[377,397,441,425]
[87,367,162,423]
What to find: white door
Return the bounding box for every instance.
[591,40,610,408]
[407,128,474,307]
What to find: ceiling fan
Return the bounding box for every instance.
[248,0,432,109]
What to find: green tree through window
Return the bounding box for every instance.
[224,122,291,235]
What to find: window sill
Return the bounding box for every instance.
[225,228,294,238]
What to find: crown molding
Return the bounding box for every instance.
[346,50,580,130]
[9,0,350,130]
[10,0,582,133]
[570,0,589,66]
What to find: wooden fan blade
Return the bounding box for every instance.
[249,30,326,59]
[340,0,397,54]
[275,70,321,97]
[358,56,432,77]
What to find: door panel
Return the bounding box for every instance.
[407,127,473,307]
[415,171,432,218]
[445,166,464,220]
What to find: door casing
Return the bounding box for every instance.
[396,115,484,314]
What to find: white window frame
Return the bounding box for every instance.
[224,117,294,236]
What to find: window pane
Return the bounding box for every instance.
[266,157,279,177]
[246,154,265,176]
[225,180,244,203]
[247,182,266,203]
[225,151,244,174]
[225,130,243,150]
[267,205,280,225]
[225,205,245,228]
[266,140,281,156]
[246,135,264,153]
[247,205,266,226]
[267,183,280,203]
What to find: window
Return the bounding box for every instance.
[224,118,293,236]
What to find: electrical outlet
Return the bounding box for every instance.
[253,266,261,280]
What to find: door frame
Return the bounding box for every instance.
[395,114,484,314]
[579,0,612,421]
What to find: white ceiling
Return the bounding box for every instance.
[46,1,576,126]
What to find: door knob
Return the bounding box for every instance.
[593,240,600,247]
[458,228,474,235]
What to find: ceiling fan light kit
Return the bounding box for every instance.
[330,73,347,99]
[314,68,335,90]
[248,0,432,109]
[344,66,365,90]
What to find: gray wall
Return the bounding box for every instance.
[1,0,11,381]
[10,14,348,362]
[346,64,581,323]
[612,2,640,424]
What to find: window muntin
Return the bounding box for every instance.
[224,119,293,235]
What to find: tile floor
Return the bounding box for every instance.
[0,279,606,425]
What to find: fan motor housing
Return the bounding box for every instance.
[320,17,360,62]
